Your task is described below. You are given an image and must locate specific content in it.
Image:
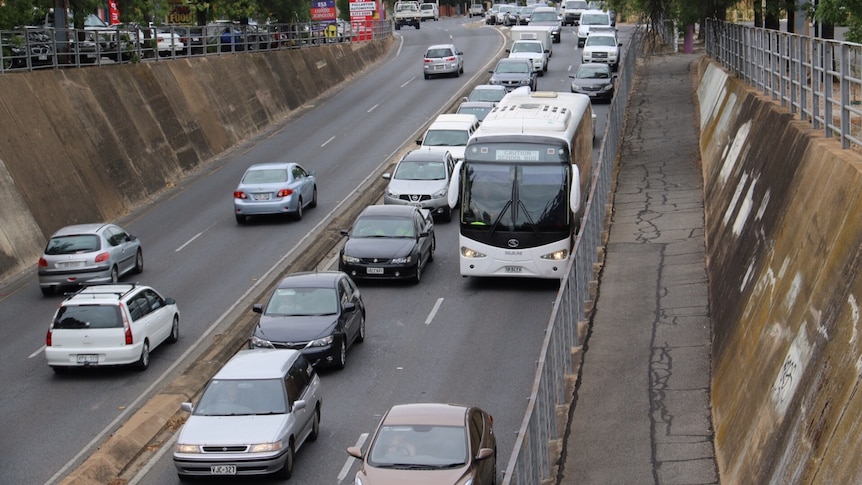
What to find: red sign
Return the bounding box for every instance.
[107,0,120,25]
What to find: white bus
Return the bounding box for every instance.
[447,90,593,279]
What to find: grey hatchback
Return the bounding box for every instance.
[37,223,143,296]
[423,44,464,79]
[488,58,537,92]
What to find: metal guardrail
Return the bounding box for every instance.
[706,18,862,149]
[0,20,392,73]
[502,24,643,485]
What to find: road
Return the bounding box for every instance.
[0,16,626,485]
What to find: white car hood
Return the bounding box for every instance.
[418,145,466,161]
[178,414,289,445]
[387,178,448,197]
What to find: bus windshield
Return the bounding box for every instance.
[461,163,570,231]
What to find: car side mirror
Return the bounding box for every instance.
[416,139,422,145]
[165,297,176,305]
[343,301,356,312]
[419,231,430,238]
[181,402,193,413]
[382,173,391,180]
[476,447,494,461]
[568,74,575,78]
[505,49,511,53]
[340,229,350,237]
[462,96,469,102]
[252,303,264,314]
[292,399,307,412]
[347,446,363,459]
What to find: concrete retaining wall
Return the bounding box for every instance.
[698,57,862,483]
[0,38,392,281]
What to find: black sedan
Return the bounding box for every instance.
[569,63,616,102]
[248,271,365,369]
[339,205,436,284]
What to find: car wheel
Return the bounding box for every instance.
[424,73,430,80]
[134,340,150,371]
[460,64,464,74]
[308,407,321,442]
[356,311,366,343]
[335,337,347,369]
[295,197,303,220]
[442,207,452,223]
[177,473,195,482]
[51,366,69,374]
[235,214,246,224]
[110,266,119,284]
[429,235,436,262]
[413,261,422,284]
[168,316,180,344]
[133,249,144,274]
[275,442,294,479]
[416,22,420,29]
[41,287,54,297]
[310,186,318,208]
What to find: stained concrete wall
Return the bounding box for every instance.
[0,38,392,281]
[698,57,862,483]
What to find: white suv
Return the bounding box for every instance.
[45,284,180,372]
[415,113,480,161]
[576,9,611,47]
[581,28,620,71]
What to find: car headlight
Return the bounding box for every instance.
[489,77,500,85]
[307,335,334,347]
[540,249,569,260]
[249,335,275,349]
[431,188,447,199]
[571,84,584,93]
[249,442,282,453]
[461,246,486,258]
[386,188,398,198]
[519,78,531,85]
[175,443,201,454]
[355,477,365,485]
[391,256,412,264]
[342,254,360,264]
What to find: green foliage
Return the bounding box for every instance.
[0,0,42,29]
[814,0,862,41]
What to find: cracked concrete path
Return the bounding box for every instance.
[558,53,718,485]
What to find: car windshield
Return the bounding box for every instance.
[567,0,588,8]
[469,88,505,103]
[265,287,338,316]
[577,65,610,78]
[586,35,616,47]
[426,48,454,58]
[45,235,101,255]
[511,42,542,53]
[54,305,122,329]
[457,106,492,121]
[352,217,415,238]
[581,13,608,24]
[242,168,289,184]
[194,379,287,416]
[531,12,557,21]
[424,129,469,147]
[421,4,434,9]
[496,61,529,73]
[368,425,468,467]
[395,160,447,180]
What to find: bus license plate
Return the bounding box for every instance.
[211,465,236,475]
[77,354,98,363]
[504,266,523,273]
[366,267,384,275]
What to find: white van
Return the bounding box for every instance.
[415,113,480,161]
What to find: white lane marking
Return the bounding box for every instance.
[128,432,178,484]
[337,433,369,483]
[367,104,379,113]
[175,223,216,252]
[401,77,416,88]
[29,346,44,359]
[425,297,444,325]
[322,135,337,147]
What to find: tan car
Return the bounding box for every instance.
[347,403,497,484]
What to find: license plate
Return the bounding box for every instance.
[253,193,271,201]
[504,266,523,273]
[366,267,384,274]
[211,465,236,475]
[435,65,446,70]
[38,55,48,60]
[77,354,98,363]
[58,261,85,269]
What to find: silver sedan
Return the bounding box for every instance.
[423,44,464,79]
[233,162,318,224]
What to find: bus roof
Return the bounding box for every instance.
[473,91,591,139]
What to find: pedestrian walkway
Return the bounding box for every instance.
[557,52,719,484]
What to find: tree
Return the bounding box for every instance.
[815,0,862,41]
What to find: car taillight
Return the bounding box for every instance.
[445,56,456,62]
[46,329,52,346]
[38,257,48,268]
[424,59,433,63]
[95,252,110,263]
[277,188,293,197]
[121,303,133,345]
[234,191,248,199]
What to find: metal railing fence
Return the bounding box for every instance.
[706,18,862,149]
[0,20,392,73]
[502,23,644,485]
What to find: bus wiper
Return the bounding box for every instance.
[486,201,513,236]
[516,200,541,236]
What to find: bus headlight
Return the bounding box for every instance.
[461,247,486,258]
[540,249,568,260]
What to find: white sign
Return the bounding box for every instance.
[350,1,376,12]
